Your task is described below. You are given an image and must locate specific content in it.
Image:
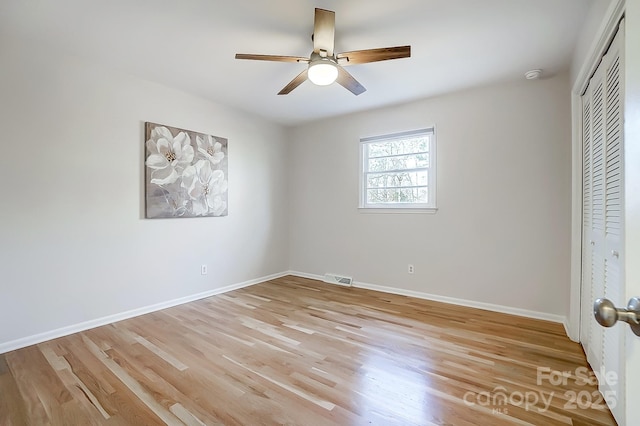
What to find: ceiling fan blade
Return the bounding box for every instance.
[278,69,309,95]
[313,8,335,56]
[336,66,366,96]
[235,54,309,63]
[336,45,411,66]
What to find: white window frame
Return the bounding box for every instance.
[359,128,437,213]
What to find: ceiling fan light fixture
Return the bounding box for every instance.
[308,59,338,86]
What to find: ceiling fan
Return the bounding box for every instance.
[235,8,411,96]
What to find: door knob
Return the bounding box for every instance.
[594,297,640,336]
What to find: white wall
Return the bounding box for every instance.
[288,73,572,317]
[0,35,289,350]
[623,1,640,421]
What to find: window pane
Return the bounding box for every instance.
[367,187,428,204]
[366,171,428,188]
[367,153,429,172]
[367,136,429,158]
[360,129,435,209]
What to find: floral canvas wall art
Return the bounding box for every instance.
[145,122,228,218]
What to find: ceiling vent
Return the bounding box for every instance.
[323,273,353,287]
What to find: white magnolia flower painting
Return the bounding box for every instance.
[145,122,228,218]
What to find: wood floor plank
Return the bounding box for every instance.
[0,354,29,426]
[0,276,618,425]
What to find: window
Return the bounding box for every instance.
[359,128,436,211]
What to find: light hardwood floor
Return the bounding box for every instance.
[0,276,616,425]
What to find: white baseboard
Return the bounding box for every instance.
[288,271,567,325]
[288,270,324,281]
[563,320,578,342]
[0,271,289,354]
[3,271,569,354]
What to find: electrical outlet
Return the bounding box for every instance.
[201,264,208,275]
[408,264,414,274]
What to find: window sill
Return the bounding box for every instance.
[358,207,438,214]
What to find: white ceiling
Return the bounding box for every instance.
[0,0,594,126]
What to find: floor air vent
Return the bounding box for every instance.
[323,273,353,287]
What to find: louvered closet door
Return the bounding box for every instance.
[580,20,625,422]
[580,85,593,348]
[584,61,606,374]
[601,23,624,422]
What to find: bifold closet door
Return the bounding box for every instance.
[580,20,625,423]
